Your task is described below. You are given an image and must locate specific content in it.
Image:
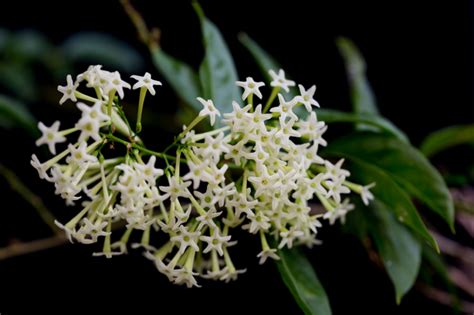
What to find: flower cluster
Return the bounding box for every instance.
[31,65,374,287]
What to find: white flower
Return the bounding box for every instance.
[243,211,271,234]
[278,227,305,249]
[30,154,51,180]
[220,266,246,283]
[324,159,350,180]
[196,97,221,126]
[270,94,299,121]
[268,69,295,92]
[297,84,320,111]
[361,183,376,206]
[236,77,265,100]
[54,220,76,243]
[159,176,191,201]
[66,142,98,166]
[131,72,162,95]
[77,101,110,123]
[75,101,109,142]
[323,199,355,225]
[75,218,109,244]
[35,121,66,155]
[256,248,280,265]
[106,71,131,99]
[134,156,164,183]
[170,225,200,255]
[173,268,200,288]
[77,65,103,88]
[200,229,232,256]
[57,74,78,105]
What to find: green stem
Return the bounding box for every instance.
[136,87,147,133]
[263,87,280,113]
[74,91,98,103]
[0,163,59,234]
[104,133,178,162]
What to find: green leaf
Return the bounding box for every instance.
[327,132,455,230]
[151,48,202,110]
[318,109,408,142]
[0,94,37,136]
[61,32,144,73]
[276,247,331,315]
[367,200,422,303]
[420,124,474,157]
[193,2,240,125]
[336,37,379,116]
[343,157,438,250]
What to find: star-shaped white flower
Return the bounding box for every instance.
[360,183,376,206]
[298,84,320,111]
[200,229,232,256]
[196,97,221,126]
[257,248,280,265]
[235,77,265,100]
[35,121,66,154]
[107,71,131,99]
[57,74,79,105]
[131,72,162,96]
[268,69,295,92]
[66,142,98,166]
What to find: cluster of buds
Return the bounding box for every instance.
[31,65,374,287]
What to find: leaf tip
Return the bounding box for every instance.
[191,1,205,20]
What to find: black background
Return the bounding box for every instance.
[0,1,472,314]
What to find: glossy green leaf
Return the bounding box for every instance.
[151,48,202,110]
[336,37,379,116]
[277,247,331,315]
[420,124,474,157]
[343,157,437,249]
[193,2,240,126]
[318,109,408,142]
[0,94,37,136]
[368,200,422,303]
[327,132,455,230]
[62,32,144,73]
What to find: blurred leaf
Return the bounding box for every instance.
[277,247,332,315]
[421,245,460,310]
[7,30,52,62]
[0,94,37,136]
[238,34,283,86]
[336,37,379,116]
[343,157,438,250]
[368,200,422,303]
[420,124,474,157]
[193,2,240,127]
[0,63,37,101]
[422,245,450,286]
[327,132,455,231]
[62,32,144,73]
[318,109,408,142]
[151,48,202,110]
[0,28,9,51]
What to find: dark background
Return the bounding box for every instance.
[0,1,472,314]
